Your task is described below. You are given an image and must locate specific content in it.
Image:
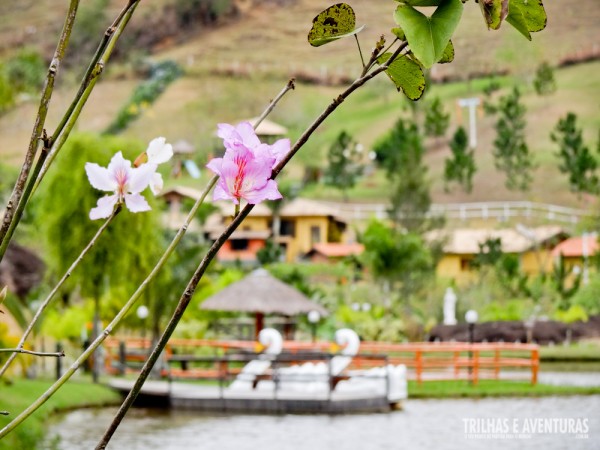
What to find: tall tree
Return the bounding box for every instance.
[360,219,432,308]
[492,87,534,191]
[444,126,476,193]
[424,97,450,139]
[533,61,556,96]
[324,130,364,201]
[551,112,598,195]
[374,119,432,232]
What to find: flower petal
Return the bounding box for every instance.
[129,163,157,194]
[107,151,131,176]
[270,138,290,164]
[89,194,118,220]
[150,172,164,195]
[235,122,261,148]
[243,180,282,204]
[85,163,117,192]
[146,137,173,165]
[206,157,224,176]
[124,193,151,213]
[213,182,237,203]
[217,123,237,141]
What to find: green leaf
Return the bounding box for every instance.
[308,3,365,47]
[506,0,547,40]
[395,0,444,5]
[438,40,454,63]
[391,27,406,41]
[377,53,425,101]
[479,0,509,30]
[394,0,464,68]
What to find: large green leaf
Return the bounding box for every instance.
[394,0,464,68]
[308,3,365,47]
[479,0,509,30]
[377,53,425,101]
[506,0,547,40]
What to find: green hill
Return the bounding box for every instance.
[1,0,599,209]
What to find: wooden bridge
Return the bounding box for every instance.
[104,338,539,386]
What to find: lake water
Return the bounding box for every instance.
[48,395,599,450]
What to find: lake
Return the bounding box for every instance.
[47,395,598,450]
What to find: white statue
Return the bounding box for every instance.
[443,287,457,325]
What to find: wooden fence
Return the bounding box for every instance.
[104,339,539,386]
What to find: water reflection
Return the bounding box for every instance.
[48,396,598,450]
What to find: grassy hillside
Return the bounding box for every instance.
[1,0,599,208]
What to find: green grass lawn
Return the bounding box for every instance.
[0,378,121,450]
[408,379,600,399]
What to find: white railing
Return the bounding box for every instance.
[319,201,591,225]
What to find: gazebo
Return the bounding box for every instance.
[200,269,328,339]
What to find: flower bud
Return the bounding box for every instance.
[133,152,148,168]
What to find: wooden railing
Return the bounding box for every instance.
[104,339,539,385]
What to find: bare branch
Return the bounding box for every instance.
[0,349,64,358]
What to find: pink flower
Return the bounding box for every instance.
[85,151,156,220]
[206,140,282,205]
[218,122,290,165]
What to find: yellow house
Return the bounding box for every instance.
[426,226,567,285]
[161,187,350,263]
[550,234,599,284]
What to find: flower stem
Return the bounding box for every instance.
[0,0,80,255]
[0,207,120,378]
[94,49,407,448]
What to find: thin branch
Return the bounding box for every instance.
[0,135,51,261]
[0,0,80,254]
[252,78,295,129]
[0,208,120,378]
[355,35,365,69]
[0,349,64,358]
[95,47,407,448]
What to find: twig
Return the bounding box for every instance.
[252,78,295,129]
[94,45,407,449]
[0,208,120,378]
[355,35,365,69]
[0,349,64,358]
[0,0,80,254]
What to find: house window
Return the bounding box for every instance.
[460,258,472,271]
[311,226,321,244]
[280,220,295,237]
[231,239,249,251]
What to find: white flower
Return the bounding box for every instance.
[85,151,156,220]
[144,137,173,195]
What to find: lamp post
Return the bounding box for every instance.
[465,309,478,385]
[307,310,321,343]
[136,305,149,351]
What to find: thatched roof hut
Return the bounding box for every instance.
[201,269,327,338]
